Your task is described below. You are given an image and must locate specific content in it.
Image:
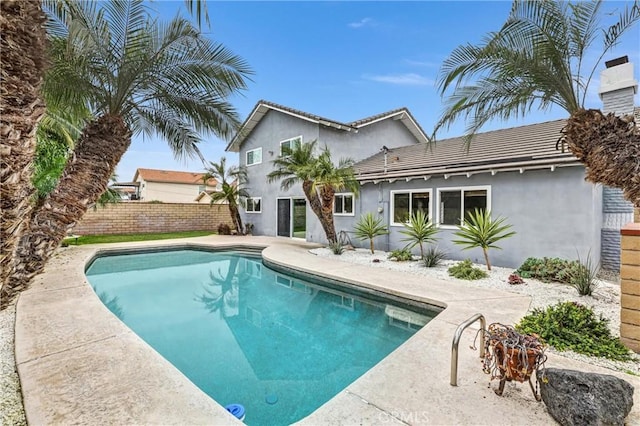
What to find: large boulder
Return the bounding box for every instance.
[538,368,634,426]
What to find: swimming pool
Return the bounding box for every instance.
[86,248,440,425]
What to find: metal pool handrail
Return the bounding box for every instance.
[450,313,486,386]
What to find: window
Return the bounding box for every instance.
[334,193,354,215]
[279,136,302,156]
[390,189,432,225]
[246,197,261,213]
[246,148,262,166]
[438,187,489,226]
[198,185,206,193]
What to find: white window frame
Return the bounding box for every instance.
[279,135,302,156]
[246,147,262,166]
[246,197,262,213]
[333,192,355,216]
[389,188,433,227]
[436,185,491,229]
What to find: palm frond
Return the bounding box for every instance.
[436,0,638,139]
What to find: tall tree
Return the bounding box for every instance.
[0,0,48,297]
[0,0,252,309]
[267,141,359,244]
[202,157,250,234]
[436,0,640,206]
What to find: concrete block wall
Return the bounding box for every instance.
[620,210,640,353]
[73,203,233,235]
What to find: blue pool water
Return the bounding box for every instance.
[86,249,439,425]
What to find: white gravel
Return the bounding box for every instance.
[310,247,640,375]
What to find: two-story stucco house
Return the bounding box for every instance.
[226,101,429,240]
[133,168,220,203]
[227,59,636,269]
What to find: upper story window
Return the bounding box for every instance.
[437,186,490,226]
[334,193,354,216]
[280,136,302,156]
[246,147,262,166]
[198,185,206,193]
[246,197,262,213]
[390,189,432,226]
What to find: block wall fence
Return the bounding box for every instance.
[73,203,233,236]
[620,207,640,353]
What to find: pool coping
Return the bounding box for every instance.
[14,236,640,425]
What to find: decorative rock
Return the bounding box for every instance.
[538,368,634,426]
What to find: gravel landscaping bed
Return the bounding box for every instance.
[310,247,640,375]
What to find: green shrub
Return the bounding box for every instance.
[423,246,447,267]
[328,242,344,255]
[448,259,488,280]
[388,248,413,261]
[516,302,631,361]
[517,257,575,283]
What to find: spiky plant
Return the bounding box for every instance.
[452,209,516,270]
[353,213,389,254]
[437,0,640,206]
[399,210,439,259]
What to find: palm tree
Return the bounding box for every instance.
[1,0,211,304]
[0,0,48,295]
[0,0,252,309]
[202,157,250,235]
[436,0,640,206]
[267,141,359,244]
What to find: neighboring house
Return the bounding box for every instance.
[226,100,429,240]
[133,168,220,203]
[195,190,229,204]
[227,59,636,269]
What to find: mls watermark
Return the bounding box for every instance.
[378,410,431,423]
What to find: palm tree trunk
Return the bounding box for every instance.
[563,109,640,207]
[0,0,48,303]
[0,114,132,309]
[319,186,337,244]
[482,247,492,271]
[302,181,337,244]
[228,203,243,235]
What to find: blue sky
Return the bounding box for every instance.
[116,1,640,182]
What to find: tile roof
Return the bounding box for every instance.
[226,100,429,152]
[354,119,581,181]
[133,168,217,185]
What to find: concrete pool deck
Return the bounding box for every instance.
[14,235,640,425]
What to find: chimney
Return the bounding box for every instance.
[599,56,638,116]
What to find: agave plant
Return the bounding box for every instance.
[399,210,439,259]
[353,212,389,254]
[452,208,516,270]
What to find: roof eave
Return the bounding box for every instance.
[356,156,581,182]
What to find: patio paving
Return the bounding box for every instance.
[14,235,640,425]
